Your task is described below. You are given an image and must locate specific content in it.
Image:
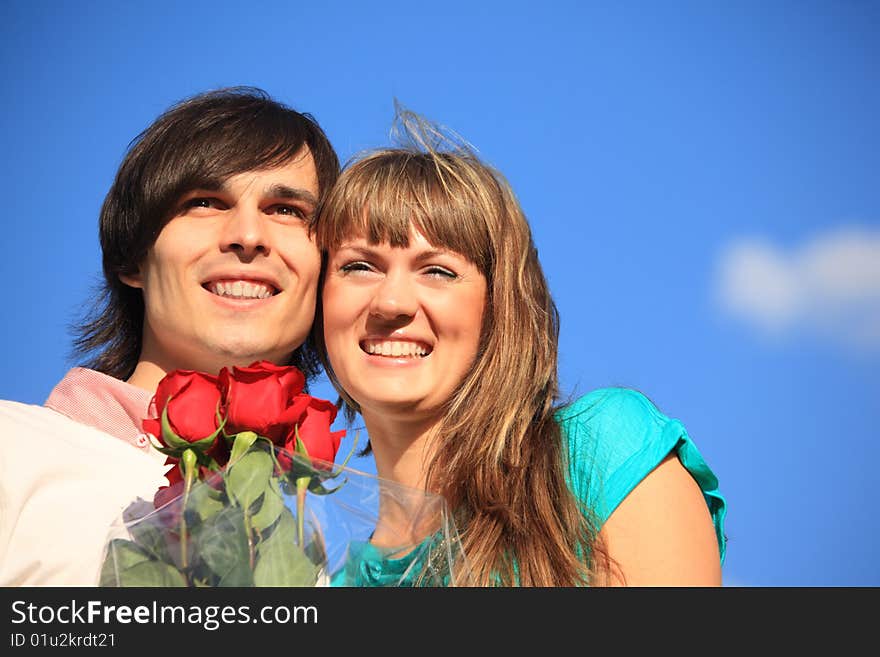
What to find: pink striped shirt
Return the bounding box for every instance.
[44,367,155,453]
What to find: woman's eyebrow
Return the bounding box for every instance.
[413,249,452,264]
[336,245,377,257]
[336,245,454,261]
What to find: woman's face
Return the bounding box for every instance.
[322,227,487,424]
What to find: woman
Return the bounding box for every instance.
[315,112,726,586]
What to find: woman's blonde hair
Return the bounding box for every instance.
[314,108,611,585]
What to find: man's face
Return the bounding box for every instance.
[121,149,322,380]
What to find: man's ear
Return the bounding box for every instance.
[119,269,144,289]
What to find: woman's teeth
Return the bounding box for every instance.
[362,340,429,358]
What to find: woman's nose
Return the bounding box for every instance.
[369,271,418,321]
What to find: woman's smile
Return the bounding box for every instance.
[322,229,486,419]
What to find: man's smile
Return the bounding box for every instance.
[203,279,278,300]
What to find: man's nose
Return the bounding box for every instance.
[220,206,269,259]
[369,271,419,321]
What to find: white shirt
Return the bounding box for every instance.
[0,370,167,585]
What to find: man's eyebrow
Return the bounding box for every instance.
[265,184,318,206]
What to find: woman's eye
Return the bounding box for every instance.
[424,266,457,279]
[340,261,374,274]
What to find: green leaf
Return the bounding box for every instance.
[115,560,188,587]
[100,539,186,587]
[304,533,328,570]
[307,477,347,496]
[99,539,145,586]
[229,431,259,464]
[196,507,253,586]
[253,511,319,586]
[214,400,227,433]
[217,560,255,587]
[160,404,191,451]
[226,449,274,510]
[285,456,323,482]
[124,518,171,563]
[190,431,222,454]
[250,478,285,532]
[294,429,309,458]
[187,479,226,523]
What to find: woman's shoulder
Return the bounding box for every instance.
[554,387,727,561]
[554,387,672,458]
[554,386,678,495]
[555,386,665,425]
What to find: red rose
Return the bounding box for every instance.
[279,396,345,471]
[143,370,222,448]
[219,361,308,444]
[154,460,184,510]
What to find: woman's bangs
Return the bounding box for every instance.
[319,152,490,269]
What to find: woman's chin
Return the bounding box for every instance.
[359,397,442,425]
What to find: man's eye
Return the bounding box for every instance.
[269,204,306,218]
[185,198,216,209]
[182,197,227,212]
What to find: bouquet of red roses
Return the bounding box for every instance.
[100,361,468,587]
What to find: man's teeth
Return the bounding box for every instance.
[363,341,428,358]
[209,281,274,299]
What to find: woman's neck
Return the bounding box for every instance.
[359,410,448,550]
[360,409,440,492]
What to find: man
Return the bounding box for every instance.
[0,87,340,585]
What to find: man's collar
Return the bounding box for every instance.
[44,367,156,453]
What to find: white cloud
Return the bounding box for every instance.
[716,226,880,349]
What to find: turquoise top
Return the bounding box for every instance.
[559,388,727,561]
[330,387,727,586]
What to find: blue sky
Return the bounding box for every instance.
[1,1,877,586]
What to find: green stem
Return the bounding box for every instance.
[179,449,198,572]
[244,512,255,570]
[295,476,309,548]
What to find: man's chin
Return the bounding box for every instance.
[192,343,299,373]
[216,351,295,369]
